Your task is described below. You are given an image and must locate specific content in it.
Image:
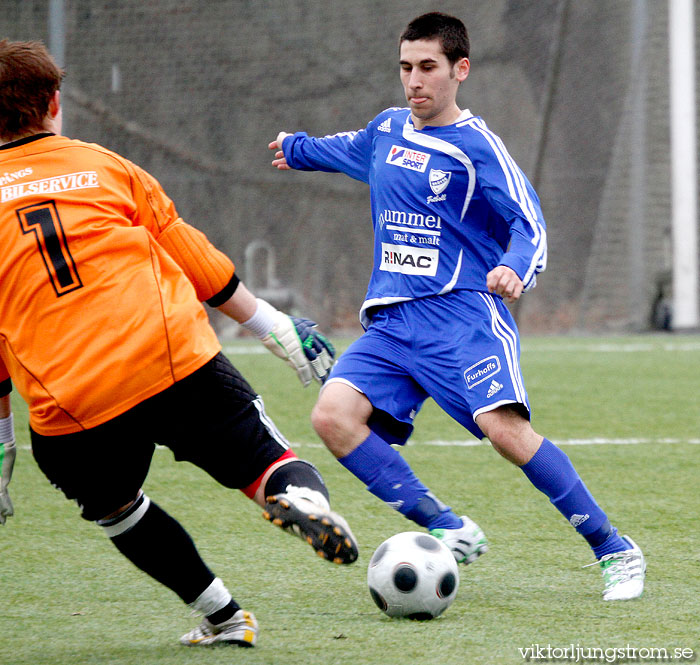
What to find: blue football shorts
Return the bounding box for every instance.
[326,290,531,442]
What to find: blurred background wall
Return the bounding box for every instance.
[4,0,696,336]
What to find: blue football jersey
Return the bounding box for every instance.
[282,107,547,328]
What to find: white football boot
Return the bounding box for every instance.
[263,485,359,564]
[592,536,646,600]
[430,515,489,564]
[180,609,258,647]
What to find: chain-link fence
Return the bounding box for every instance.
[4,0,695,335]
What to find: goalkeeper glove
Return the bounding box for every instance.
[285,316,336,385]
[0,414,15,526]
[243,299,336,387]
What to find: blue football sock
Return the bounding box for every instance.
[591,529,630,559]
[339,430,461,529]
[520,439,627,554]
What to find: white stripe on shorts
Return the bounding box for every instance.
[477,292,527,404]
[253,396,290,450]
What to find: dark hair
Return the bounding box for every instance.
[400,12,470,63]
[0,39,64,141]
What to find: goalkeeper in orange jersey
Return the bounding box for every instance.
[0,39,356,648]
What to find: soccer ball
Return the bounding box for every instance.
[367,531,459,620]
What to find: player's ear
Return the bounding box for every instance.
[455,57,470,83]
[48,90,61,118]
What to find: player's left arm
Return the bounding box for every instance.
[126,160,235,302]
[468,128,547,295]
[125,160,334,385]
[497,213,548,294]
[488,211,546,303]
[217,281,336,387]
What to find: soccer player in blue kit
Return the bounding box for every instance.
[268,12,645,600]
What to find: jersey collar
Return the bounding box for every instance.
[0,132,55,151]
[405,108,473,130]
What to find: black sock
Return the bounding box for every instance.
[109,499,224,605]
[206,601,238,625]
[265,459,330,503]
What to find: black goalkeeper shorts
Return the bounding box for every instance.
[31,352,291,521]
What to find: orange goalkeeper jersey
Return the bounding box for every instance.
[0,134,235,435]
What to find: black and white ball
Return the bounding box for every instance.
[367,531,459,620]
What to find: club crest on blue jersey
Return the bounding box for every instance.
[463,355,501,390]
[429,169,451,195]
[386,146,430,172]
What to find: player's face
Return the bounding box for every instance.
[399,38,469,129]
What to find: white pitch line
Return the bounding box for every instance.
[417,437,700,447]
[555,437,700,445]
[524,341,700,353]
[221,340,700,356]
[221,344,267,355]
[255,437,700,449]
[19,437,698,454]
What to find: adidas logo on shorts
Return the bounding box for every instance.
[486,379,503,398]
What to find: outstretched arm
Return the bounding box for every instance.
[267,127,373,182]
[217,281,335,387]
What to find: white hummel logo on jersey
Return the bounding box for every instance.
[377,118,392,133]
[569,513,590,528]
[486,379,503,398]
